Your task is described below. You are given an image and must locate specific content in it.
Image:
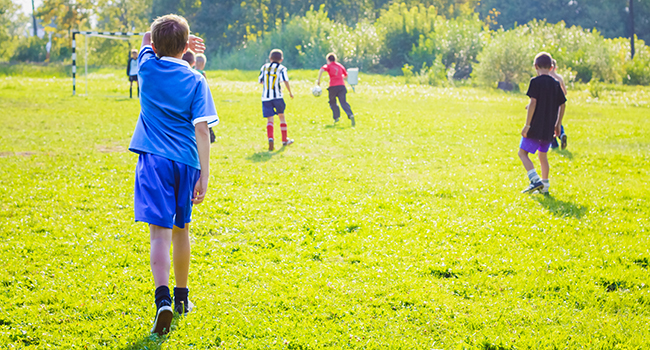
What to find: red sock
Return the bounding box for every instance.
[266,121,274,141]
[280,122,288,142]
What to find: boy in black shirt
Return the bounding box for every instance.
[519,52,566,194]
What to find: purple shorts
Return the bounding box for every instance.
[520,137,551,154]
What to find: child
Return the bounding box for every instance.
[519,52,566,194]
[258,49,294,151]
[195,53,207,78]
[126,49,139,98]
[549,59,568,150]
[193,53,215,143]
[317,53,355,126]
[128,14,218,335]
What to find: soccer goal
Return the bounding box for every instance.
[71,31,147,96]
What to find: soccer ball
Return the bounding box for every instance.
[311,86,322,97]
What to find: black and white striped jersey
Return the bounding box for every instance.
[259,62,289,101]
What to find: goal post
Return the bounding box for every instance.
[71,30,147,96]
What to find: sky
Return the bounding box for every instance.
[14,0,43,15]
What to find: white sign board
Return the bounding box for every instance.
[348,68,359,85]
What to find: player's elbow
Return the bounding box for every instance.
[195,122,210,138]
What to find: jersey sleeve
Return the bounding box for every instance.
[526,78,539,100]
[321,64,329,72]
[138,46,156,71]
[191,77,219,128]
[279,67,288,82]
[341,65,348,77]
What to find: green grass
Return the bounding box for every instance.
[1,68,649,349]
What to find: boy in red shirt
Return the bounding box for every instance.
[317,53,355,126]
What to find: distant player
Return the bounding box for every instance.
[259,49,294,151]
[317,53,355,126]
[182,51,215,143]
[519,52,566,194]
[128,14,218,335]
[195,53,207,78]
[126,49,139,98]
[549,59,568,150]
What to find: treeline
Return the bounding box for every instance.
[219,5,650,87]
[0,0,648,85]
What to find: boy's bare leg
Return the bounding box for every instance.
[172,224,190,288]
[150,224,172,287]
[538,152,550,180]
[518,148,535,171]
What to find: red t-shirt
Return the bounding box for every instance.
[322,62,347,87]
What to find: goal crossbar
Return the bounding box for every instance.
[71,30,147,95]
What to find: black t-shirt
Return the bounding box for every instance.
[526,75,567,141]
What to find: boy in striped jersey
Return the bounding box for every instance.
[259,49,294,151]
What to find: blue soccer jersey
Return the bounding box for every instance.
[129,46,218,170]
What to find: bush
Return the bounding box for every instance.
[472,27,535,87]
[11,37,47,62]
[376,3,437,69]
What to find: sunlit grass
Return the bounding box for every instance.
[1,69,649,349]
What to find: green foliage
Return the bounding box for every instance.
[473,20,650,87]
[473,27,534,86]
[11,37,48,62]
[376,3,437,68]
[1,69,650,348]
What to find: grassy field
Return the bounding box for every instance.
[1,68,649,349]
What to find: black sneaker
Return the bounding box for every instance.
[334,118,340,124]
[268,139,274,151]
[560,134,567,150]
[521,180,544,194]
[174,298,194,315]
[282,139,294,146]
[350,116,356,127]
[150,304,173,335]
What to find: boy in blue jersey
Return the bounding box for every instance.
[128,14,218,335]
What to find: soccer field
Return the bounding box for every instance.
[1,69,649,349]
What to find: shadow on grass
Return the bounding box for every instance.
[119,316,183,350]
[534,194,587,219]
[551,148,574,159]
[247,145,287,162]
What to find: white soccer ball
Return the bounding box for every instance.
[311,86,322,97]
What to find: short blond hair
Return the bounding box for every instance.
[151,14,190,57]
[195,53,206,64]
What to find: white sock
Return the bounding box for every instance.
[542,179,550,192]
[527,169,541,183]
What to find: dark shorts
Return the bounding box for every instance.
[262,99,286,118]
[129,75,138,82]
[134,153,201,229]
[520,137,551,154]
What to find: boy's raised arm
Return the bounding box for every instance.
[141,32,152,49]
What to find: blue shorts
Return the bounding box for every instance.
[134,153,201,229]
[262,99,286,118]
[520,137,551,154]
